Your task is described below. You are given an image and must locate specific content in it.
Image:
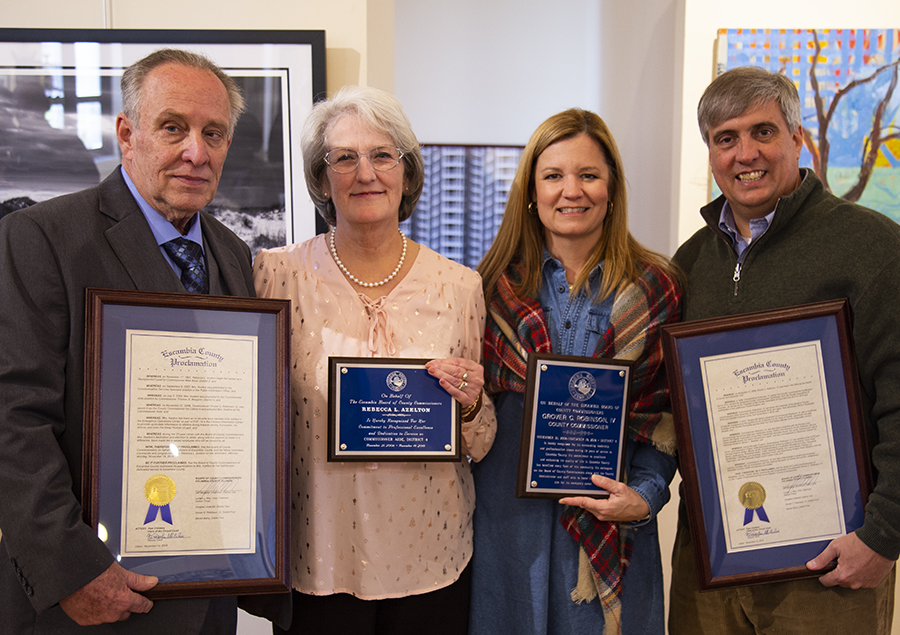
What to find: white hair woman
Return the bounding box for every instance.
[253,85,496,634]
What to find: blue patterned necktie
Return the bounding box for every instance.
[162,237,209,294]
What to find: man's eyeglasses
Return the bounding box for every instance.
[324,146,404,173]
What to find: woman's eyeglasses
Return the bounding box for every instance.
[324,146,404,173]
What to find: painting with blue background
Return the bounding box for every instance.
[715,28,900,223]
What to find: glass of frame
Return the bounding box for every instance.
[327,357,461,462]
[662,299,872,590]
[82,288,291,599]
[517,352,632,499]
[0,28,326,252]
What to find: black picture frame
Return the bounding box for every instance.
[82,288,291,599]
[0,28,326,252]
[662,299,872,590]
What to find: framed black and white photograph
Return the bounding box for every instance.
[0,28,326,255]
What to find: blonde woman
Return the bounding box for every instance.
[471,109,680,635]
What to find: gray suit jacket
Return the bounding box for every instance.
[0,169,266,633]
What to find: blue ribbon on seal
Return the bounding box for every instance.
[144,504,173,525]
[743,505,769,525]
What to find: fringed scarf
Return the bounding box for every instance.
[484,260,681,634]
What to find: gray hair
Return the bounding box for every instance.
[301,85,424,227]
[121,48,246,138]
[698,66,801,145]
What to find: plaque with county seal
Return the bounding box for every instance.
[516,352,632,499]
[662,299,873,590]
[328,357,461,461]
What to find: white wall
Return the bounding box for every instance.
[3,0,383,94]
[395,0,684,256]
[596,1,685,256]
[395,0,601,145]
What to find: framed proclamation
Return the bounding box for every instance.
[327,357,461,462]
[82,288,291,599]
[662,299,872,590]
[517,353,632,499]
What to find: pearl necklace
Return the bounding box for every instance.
[329,228,407,288]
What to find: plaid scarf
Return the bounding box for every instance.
[484,260,680,634]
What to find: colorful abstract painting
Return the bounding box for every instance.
[715,29,900,222]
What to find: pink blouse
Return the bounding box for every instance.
[253,235,496,599]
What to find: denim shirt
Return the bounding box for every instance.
[539,252,613,355]
[538,252,675,524]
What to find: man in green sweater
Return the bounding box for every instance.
[668,66,900,634]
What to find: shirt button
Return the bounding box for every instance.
[565,320,572,329]
[557,285,566,293]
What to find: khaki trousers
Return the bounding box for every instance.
[668,514,895,635]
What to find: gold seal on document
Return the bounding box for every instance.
[144,474,176,507]
[738,481,766,510]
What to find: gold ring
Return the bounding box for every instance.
[458,380,468,390]
[462,372,468,381]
